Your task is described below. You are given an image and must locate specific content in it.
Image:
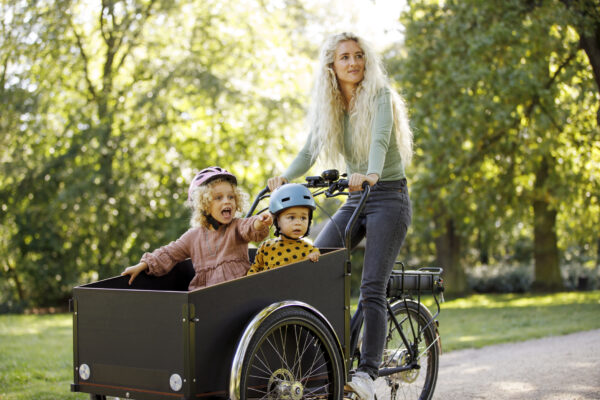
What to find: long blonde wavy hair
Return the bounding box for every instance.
[307,32,413,169]
[188,179,248,229]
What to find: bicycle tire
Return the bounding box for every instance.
[375,299,440,400]
[239,307,344,400]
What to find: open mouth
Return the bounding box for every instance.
[221,207,232,218]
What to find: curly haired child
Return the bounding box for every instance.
[122,166,272,290]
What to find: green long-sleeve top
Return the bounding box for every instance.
[282,87,405,182]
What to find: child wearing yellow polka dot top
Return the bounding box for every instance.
[248,184,320,274]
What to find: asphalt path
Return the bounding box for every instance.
[432,329,600,400]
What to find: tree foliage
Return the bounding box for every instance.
[394,0,599,293]
[0,0,316,307]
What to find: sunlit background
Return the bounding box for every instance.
[1,0,599,311]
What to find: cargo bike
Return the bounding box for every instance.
[70,170,444,400]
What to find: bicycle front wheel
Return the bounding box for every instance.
[239,307,344,400]
[376,299,440,400]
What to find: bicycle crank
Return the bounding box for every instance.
[383,349,420,383]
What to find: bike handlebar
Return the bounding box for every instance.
[246,170,371,217]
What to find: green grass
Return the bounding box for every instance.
[0,314,87,400]
[432,291,600,351]
[1,291,599,399]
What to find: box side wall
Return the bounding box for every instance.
[188,249,346,396]
[73,289,188,398]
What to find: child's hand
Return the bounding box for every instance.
[308,250,320,262]
[254,212,273,230]
[121,262,148,285]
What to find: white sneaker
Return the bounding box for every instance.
[347,371,375,400]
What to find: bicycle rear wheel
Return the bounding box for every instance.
[376,299,440,400]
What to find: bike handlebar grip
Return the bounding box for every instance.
[339,180,370,192]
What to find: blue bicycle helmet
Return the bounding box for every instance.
[269,184,316,236]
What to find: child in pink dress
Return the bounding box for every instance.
[122,166,272,290]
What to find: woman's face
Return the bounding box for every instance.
[332,40,365,87]
[208,181,237,225]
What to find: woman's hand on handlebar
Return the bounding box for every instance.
[348,173,378,192]
[267,176,288,192]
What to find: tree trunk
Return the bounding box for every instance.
[4,259,25,303]
[561,0,600,125]
[434,216,466,295]
[477,230,490,265]
[531,158,563,291]
[596,236,600,268]
[579,20,600,126]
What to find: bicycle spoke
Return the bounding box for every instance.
[291,325,315,378]
[278,325,289,370]
[252,346,275,377]
[303,382,331,396]
[265,333,291,371]
[419,335,440,359]
[302,340,327,381]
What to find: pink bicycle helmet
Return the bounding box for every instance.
[188,166,237,201]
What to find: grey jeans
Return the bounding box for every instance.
[314,179,412,379]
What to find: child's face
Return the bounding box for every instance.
[277,206,310,239]
[208,181,237,225]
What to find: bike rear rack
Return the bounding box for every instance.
[388,262,444,331]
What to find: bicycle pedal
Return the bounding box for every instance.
[343,385,359,400]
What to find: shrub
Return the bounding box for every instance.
[467,264,533,293]
[0,277,27,314]
[561,263,600,291]
[467,262,600,293]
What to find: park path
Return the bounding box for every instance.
[432,329,600,399]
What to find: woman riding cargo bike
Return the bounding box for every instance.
[250,169,444,400]
[265,30,427,400]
